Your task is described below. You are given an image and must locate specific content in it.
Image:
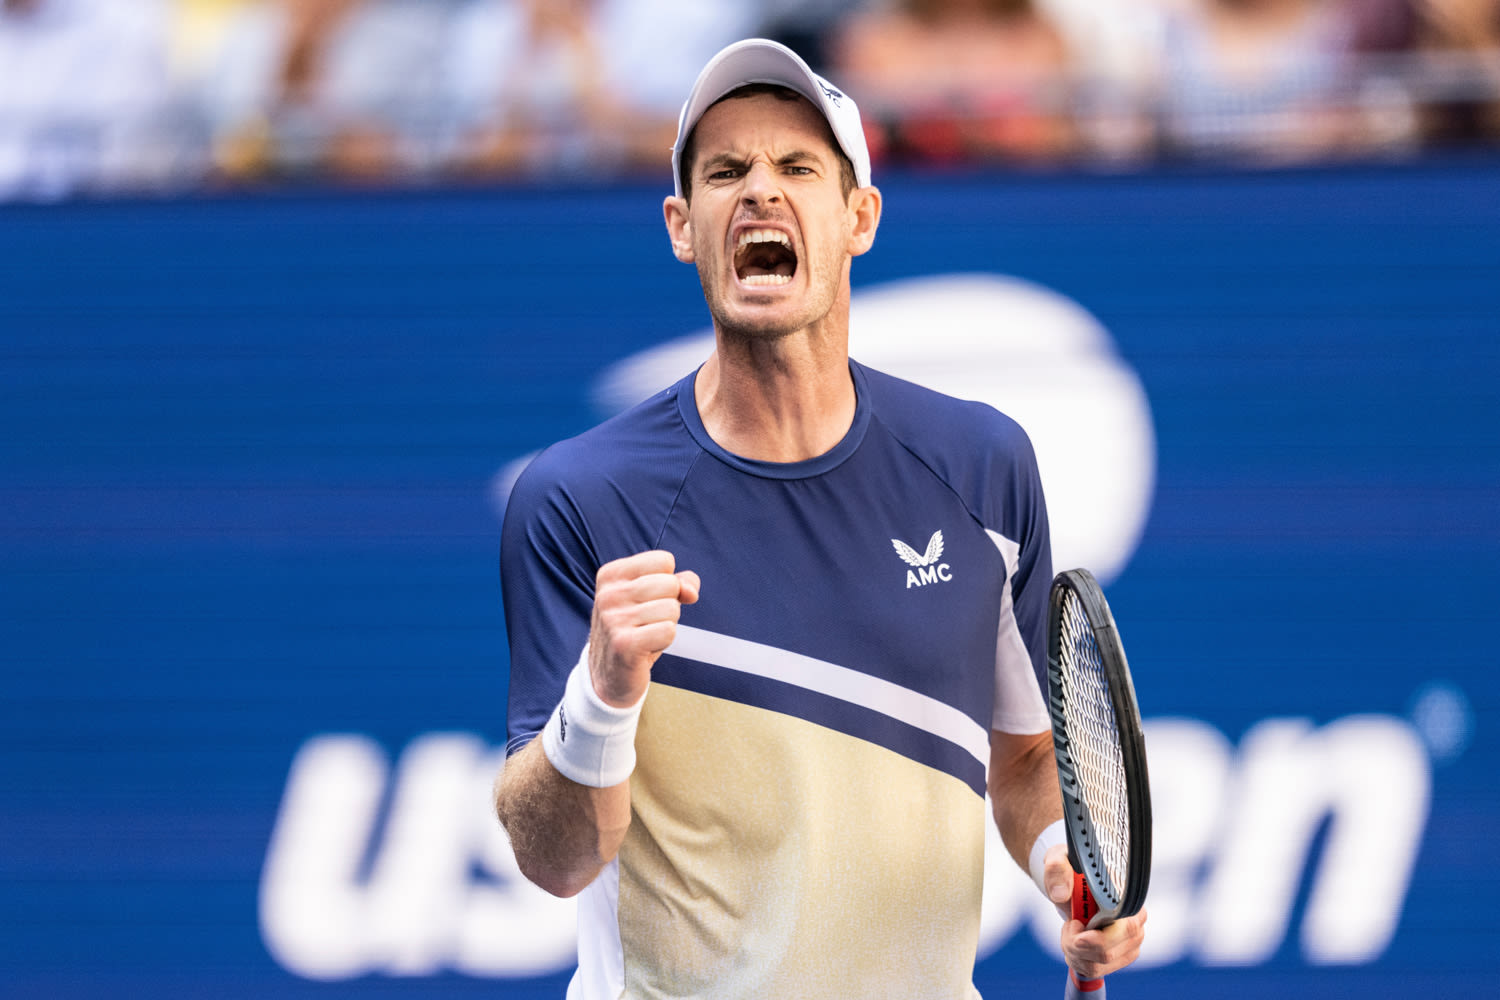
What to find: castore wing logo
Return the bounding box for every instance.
[891,530,952,588]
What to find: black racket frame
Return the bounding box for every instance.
[1046,567,1152,925]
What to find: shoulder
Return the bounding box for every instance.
[503,374,701,540]
[859,361,1038,461]
[857,361,1046,530]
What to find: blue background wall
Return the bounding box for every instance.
[2,158,1497,998]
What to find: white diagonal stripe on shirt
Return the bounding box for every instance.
[664,625,991,769]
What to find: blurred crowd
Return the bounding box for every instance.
[1,0,1498,200]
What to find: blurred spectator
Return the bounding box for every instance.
[753,0,867,72]
[171,0,260,80]
[1412,0,1500,143]
[0,0,174,200]
[442,0,617,176]
[1156,0,1375,162]
[1334,0,1424,155]
[829,0,1079,167]
[1034,0,1172,162]
[4,0,1497,198]
[193,0,460,183]
[442,0,756,179]
[1343,0,1421,51]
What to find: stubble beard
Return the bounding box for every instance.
[697,250,841,348]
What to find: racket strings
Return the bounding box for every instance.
[1058,593,1131,905]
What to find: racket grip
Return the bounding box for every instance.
[1071,871,1098,925]
[1064,969,1106,998]
[1067,873,1106,995]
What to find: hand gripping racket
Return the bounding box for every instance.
[1047,569,1151,999]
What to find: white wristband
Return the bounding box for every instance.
[540,645,645,788]
[1029,818,1068,896]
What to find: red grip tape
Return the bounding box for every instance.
[1069,875,1105,991]
[1071,872,1098,925]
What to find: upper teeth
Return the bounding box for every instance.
[738,229,790,249]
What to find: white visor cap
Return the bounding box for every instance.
[671,38,871,199]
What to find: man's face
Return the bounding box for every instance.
[671,93,863,343]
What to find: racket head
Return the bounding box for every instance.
[1047,568,1151,928]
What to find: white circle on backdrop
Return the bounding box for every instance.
[592,273,1156,584]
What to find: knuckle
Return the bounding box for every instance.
[596,578,627,607]
[635,550,673,576]
[596,556,630,585]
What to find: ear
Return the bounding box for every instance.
[846,185,882,258]
[663,195,695,263]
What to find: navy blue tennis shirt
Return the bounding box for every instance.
[501,359,1053,999]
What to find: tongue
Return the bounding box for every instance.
[740,245,795,278]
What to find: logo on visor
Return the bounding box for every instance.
[819,82,845,105]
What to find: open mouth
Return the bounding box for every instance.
[734,229,797,287]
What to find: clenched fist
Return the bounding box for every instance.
[588,550,700,709]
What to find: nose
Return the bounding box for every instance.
[740,160,782,206]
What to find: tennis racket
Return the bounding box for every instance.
[1047,568,1151,999]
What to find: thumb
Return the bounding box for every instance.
[1043,843,1073,904]
[676,570,701,604]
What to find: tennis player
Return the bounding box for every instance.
[497,38,1147,998]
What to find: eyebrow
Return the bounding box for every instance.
[700,149,827,175]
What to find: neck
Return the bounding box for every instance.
[694,317,856,464]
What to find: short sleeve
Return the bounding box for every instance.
[988,425,1053,734]
[499,449,598,756]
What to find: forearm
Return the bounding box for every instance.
[495,550,697,898]
[988,729,1064,872]
[494,738,632,898]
